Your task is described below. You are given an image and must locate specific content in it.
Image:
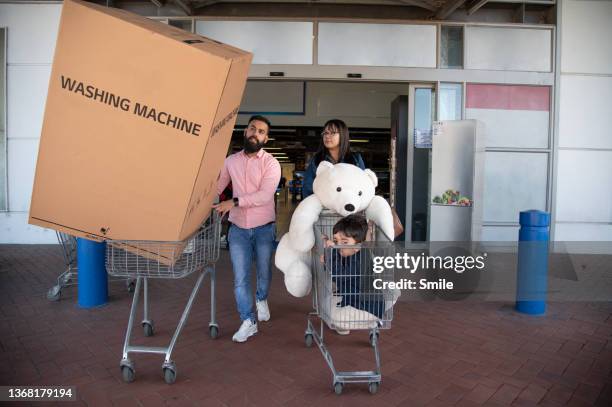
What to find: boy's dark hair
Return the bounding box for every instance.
[248,115,271,133]
[333,215,368,243]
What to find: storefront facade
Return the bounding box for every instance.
[0,0,610,243]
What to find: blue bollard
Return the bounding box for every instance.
[516,210,550,315]
[77,238,108,308]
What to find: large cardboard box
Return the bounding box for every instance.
[29,0,251,246]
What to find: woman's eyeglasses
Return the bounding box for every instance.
[321,131,339,138]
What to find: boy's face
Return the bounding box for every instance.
[333,231,360,257]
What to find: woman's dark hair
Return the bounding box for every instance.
[313,119,357,166]
[333,215,368,243]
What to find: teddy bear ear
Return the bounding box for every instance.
[316,161,334,176]
[364,168,378,188]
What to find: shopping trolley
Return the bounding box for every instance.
[105,211,221,384]
[47,232,78,301]
[304,210,396,395]
[47,232,135,301]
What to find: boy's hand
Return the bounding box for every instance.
[322,234,334,248]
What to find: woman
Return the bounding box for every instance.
[302,119,365,198]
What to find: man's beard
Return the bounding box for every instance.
[244,136,265,153]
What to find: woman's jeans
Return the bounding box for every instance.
[228,222,276,323]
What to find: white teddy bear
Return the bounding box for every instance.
[275,161,394,297]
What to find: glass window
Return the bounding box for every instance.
[318,23,437,67]
[415,88,435,130]
[412,87,436,241]
[168,19,193,33]
[439,83,463,120]
[196,21,313,64]
[440,25,463,69]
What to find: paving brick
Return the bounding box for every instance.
[542,384,575,404]
[455,399,482,407]
[566,395,596,407]
[435,384,470,404]
[136,393,166,407]
[463,383,498,403]
[447,360,478,377]
[111,395,141,407]
[571,382,604,404]
[489,384,522,405]
[514,383,548,405]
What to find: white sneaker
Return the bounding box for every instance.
[232,319,257,343]
[256,299,270,322]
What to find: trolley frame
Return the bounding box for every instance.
[304,210,395,395]
[106,212,221,384]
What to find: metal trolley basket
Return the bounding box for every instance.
[47,232,134,301]
[305,210,396,395]
[105,211,221,384]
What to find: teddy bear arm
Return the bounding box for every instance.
[288,195,323,251]
[365,195,395,241]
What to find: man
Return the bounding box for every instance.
[214,115,281,343]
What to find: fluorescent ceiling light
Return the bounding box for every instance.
[350,139,369,143]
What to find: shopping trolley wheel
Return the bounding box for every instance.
[369,332,379,347]
[333,382,343,395]
[47,286,61,302]
[304,333,313,348]
[143,322,154,337]
[121,365,135,383]
[163,366,177,384]
[368,382,380,394]
[209,325,219,339]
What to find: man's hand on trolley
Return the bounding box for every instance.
[213,199,234,217]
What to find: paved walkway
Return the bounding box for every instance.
[0,244,611,406]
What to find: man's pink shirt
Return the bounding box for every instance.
[217,149,281,229]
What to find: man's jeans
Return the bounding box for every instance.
[228,222,276,322]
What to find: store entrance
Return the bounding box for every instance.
[229,80,409,235]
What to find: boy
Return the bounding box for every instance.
[323,215,384,334]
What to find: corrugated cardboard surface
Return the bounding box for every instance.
[29,0,251,246]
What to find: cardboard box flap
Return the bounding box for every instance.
[179,55,253,239]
